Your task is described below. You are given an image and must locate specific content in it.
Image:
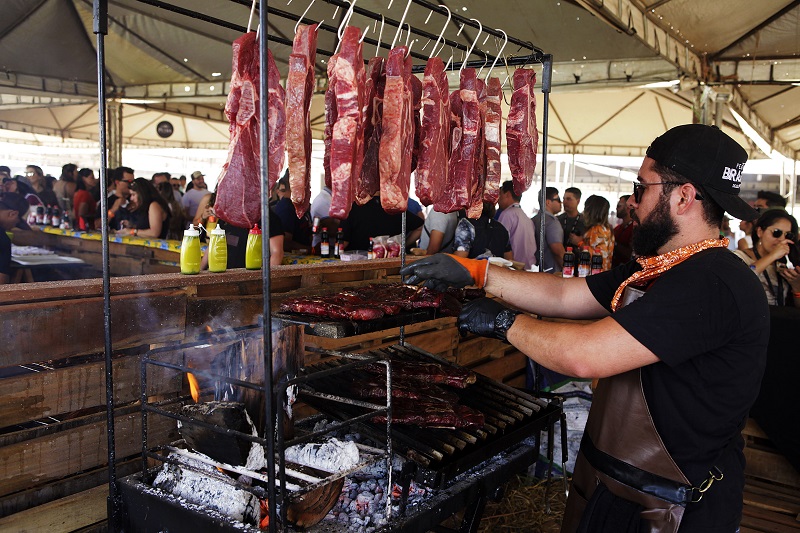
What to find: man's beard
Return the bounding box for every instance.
[631,194,678,256]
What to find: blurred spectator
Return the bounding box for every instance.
[272,174,312,251]
[73,168,100,230]
[755,190,786,210]
[340,194,423,251]
[454,202,512,260]
[579,195,614,271]
[532,187,565,273]
[53,163,78,213]
[156,180,187,240]
[612,194,635,267]
[153,171,182,203]
[496,181,537,269]
[0,192,31,284]
[419,208,458,255]
[115,178,170,239]
[182,171,210,218]
[25,165,58,207]
[107,167,134,230]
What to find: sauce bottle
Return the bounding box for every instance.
[591,247,603,275]
[208,224,228,273]
[205,215,217,237]
[335,227,343,258]
[180,224,201,275]
[562,247,575,278]
[245,224,263,270]
[320,228,330,258]
[577,246,592,278]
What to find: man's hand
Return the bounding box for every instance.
[400,253,488,290]
[458,297,522,342]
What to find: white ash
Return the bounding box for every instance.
[284,437,360,473]
[152,451,259,525]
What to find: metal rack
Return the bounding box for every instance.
[90,1,555,531]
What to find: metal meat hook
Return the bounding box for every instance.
[485,28,508,82]
[460,18,482,72]
[390,0,413,49]
[430,5,451,60]
[294,0,322,34]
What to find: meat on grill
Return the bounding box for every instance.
[379,46,414,214]
[372,398,484,429]
[285,24,318,219]
[329,26,366,220]
[366,359,477,389]
[278,283,463,321]
[355,56,385,205]
[280,296,385,321]
[506,68,538,197]
[354,378,460,404]
[416,57,449,207]
[483,77,503,204]
[215,34,284,229]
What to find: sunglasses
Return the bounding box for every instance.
[632,181,704,203]
[548,197,561,203]
[769,228,796,241]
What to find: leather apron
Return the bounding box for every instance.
[561,368,691,532]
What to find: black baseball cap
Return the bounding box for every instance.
[0,192,31,229]
[646,124,758,221]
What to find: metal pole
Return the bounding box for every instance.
[258,2,277,531]
[93,1,120,530]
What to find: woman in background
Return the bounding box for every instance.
[156,180,186,240]
[115,178,170,239]
[734,209,800,307]
[579,194,614,271]
[72,168,99,230]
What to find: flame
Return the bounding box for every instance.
[205,325,213,333]
[260,499,270,529]
[186,362,201,403]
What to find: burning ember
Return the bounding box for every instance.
[187,369,201,403]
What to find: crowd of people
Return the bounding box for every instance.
[2,152,799,298]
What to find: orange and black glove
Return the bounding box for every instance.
[400,253,489,291]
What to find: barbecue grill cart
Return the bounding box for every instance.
[81,1,562,531]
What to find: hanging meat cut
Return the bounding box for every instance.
[379,46,414,214]
[483,77,503,204]
[506,69,538,197]
[285,24,318,219]
[215,34,285,229]
[466,77,487,219]
[354,56,385,205]
[322,58,337,191]
[435,68,479,214]
[410,75,423,173]
[416,57,449,207]
[328,26,366,220]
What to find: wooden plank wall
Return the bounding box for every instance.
[0,261,531,531]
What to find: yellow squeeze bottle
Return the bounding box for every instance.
[245,224,263,270]
[180,224,201,275]
[208,224,228,273]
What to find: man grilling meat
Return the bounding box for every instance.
[401,124,768,533]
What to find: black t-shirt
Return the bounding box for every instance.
[341,198,424,251]
[223,210,283,269]
[273,197,312,246]
[586,248,769,531]
[0,230,11,279]
[557,212,585,247]
[468,216,511,259]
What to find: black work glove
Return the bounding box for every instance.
[458,297,522,342]
[400,253,486,292]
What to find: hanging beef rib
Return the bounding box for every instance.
[483,77,503,204]
[416,57,449,207]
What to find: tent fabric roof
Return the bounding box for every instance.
[0,0,798,159]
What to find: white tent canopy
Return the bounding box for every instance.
[0,0,798,199]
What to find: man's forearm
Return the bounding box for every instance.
[483,266,608,320]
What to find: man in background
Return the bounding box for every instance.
[557,186,585,249]
[532,186,565,273]
[0,192,31,284]
[612,194,635,266]
[496,180,537,270]
[182,171,210,219]
[754,190,786,211]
